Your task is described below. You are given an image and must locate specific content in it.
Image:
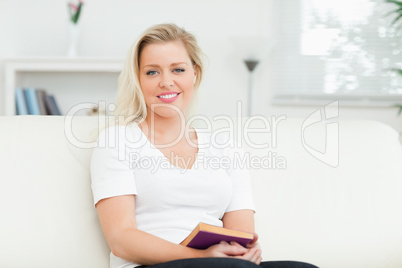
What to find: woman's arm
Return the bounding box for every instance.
[222,209,255,232]
[96,195,248,266]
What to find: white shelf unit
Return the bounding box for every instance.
[4,57,124,116]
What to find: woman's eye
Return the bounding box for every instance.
[173,68,185,73]
[146,70,158,76]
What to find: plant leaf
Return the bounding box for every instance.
[389,68,402,75]
[386,0,402,7]
[398,105,402,116]
[385,7,402,18]
[391,13,402,26]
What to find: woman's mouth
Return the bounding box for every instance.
[157,92,180,103]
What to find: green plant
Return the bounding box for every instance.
[386,0,402,114]
[386,0,402,26]
[68,0,84,24]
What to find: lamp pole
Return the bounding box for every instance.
[244,59,259,116]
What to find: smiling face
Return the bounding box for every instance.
[139,40,197,120]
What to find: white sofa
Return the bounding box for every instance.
[1,115,402,268]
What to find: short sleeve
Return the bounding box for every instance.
[90,126,137,206]
[225,145,256,213]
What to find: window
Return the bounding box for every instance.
[272,0,402,105]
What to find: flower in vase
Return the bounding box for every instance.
[68,0,84,24]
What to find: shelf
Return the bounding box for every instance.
[4,57,124,116]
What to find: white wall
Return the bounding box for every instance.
[1,0,402,134]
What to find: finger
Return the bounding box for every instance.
[250,249,261,264]
[246,242,261,252]
[252,233,259,243]
[251,242,261,250]
[219,241,247,256]
[256,255,262,265]
[244,247,262,265]
[247,233,259,248]
[230,241,245,249]
[248,248,257,262]
[235,247,256,261]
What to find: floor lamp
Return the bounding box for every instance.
[244,59,259,116]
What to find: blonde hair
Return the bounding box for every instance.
[113,23,204,124]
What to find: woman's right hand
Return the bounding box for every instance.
[237,233,262,265]
[203,241,262,265]
[203,241,248,258]
[233,241,262,265]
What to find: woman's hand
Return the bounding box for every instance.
[203,234,262,265]
[233,233,262,265]
[221,210,262,264]
[203,241,248,258]
[246,233,261,251]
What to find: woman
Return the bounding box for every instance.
[91,23,317,268]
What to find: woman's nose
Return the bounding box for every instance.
[159,74,174,88]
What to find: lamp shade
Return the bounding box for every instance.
[229,36,274,62]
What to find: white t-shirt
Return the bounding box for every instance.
[90,123,255,268]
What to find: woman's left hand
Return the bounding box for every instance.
[246,232,261,250]
[232,233,262,265]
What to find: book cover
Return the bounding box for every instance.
[180,222,254,250]
[22,90,30,114]
[44,94,62,115]
[36,89,48,115]
[25,88,41,115]
[15,88,29,115]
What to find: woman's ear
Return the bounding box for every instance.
[193,65,198,85]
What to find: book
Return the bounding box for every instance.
[44,94,62,115]
[15,88,29,115]
[22,89,30,113]
[25,88,41,115]
[36,89,48,115]
[180,223,254,249]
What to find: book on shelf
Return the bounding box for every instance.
[25,88,41,115]
[14,88,62,115]
[36,89,48,115]
[44,94,62,115]
[15,88,29,115]
[180,222,254,249]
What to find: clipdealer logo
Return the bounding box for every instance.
[129,151,287,174]
[63,100,339,168]
[301,101,339,168]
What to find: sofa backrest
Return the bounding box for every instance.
[0,116,110,268]
[237,118,402,267]
[191,116,402,267]
[1,116,402,268]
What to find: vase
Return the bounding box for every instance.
[67,23,79,57]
